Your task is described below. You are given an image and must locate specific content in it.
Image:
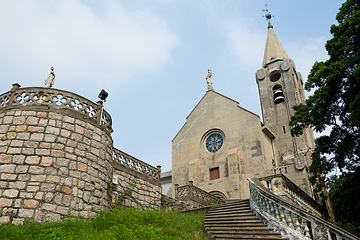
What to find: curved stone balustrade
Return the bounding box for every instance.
[0,84,112,133]
[112,147,161,181]
[260,174,324,217]
[175,181,222,205]
[283,182,322,217]
[248,178,360,240]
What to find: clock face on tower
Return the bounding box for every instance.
[206,133,223,153]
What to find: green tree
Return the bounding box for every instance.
[289,0,360,234]
[327,170,360,236]
[290,0,360,178]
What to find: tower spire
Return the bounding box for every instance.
[262,25,288,67]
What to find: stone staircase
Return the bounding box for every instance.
[204,199,288,239]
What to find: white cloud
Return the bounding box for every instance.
[287,37,329,85]
[219,18,265,72]
[0,0,179,92]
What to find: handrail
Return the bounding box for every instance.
[0,84,112,133]
[175,181,222,205]
[259,174,325,217]
[112,147,161,182]
[248,178,360,240]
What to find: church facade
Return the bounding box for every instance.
[168,23,315,200]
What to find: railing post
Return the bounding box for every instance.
[9,83,21,107]
[295,215,301,231]
[303,219,311,237]
[265,199,271,214]
[269,200,275,216]
[175,184,179,199]
[285,209,294,228]
[188,181,194,198]
[96,100,103,125]
[156,165,161,181]
[274,203,280,220]
[262,196,267,210]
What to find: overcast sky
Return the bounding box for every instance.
[0,0,345,172]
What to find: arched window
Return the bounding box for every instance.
[273,85,285,104]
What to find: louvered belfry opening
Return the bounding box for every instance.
[273,84,285,104]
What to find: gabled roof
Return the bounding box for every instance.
[172,90,260,142]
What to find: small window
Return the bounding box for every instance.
[210,167,220,180]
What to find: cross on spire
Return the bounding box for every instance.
[262,4,274,28]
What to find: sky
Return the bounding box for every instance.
[0,0,345,172]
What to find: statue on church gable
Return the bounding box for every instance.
[206,69,213,90]
[44,67,55,88]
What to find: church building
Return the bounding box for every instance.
[164,22,316,200]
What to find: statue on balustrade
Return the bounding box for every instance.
[44,67,55,88]
[206,69,213,90]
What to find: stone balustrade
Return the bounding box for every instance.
[161,194,198,212]
[175,181,222,206]
[259,174,324,217]
[0,84,112,134]
[112,148,161,182]
[248,178,360,240]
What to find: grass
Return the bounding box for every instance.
[0,207,207,240]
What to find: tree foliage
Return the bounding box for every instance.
[327,169,360,236]
[289,0,360,176]
[289,0,360,234]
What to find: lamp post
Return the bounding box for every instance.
[98,89,108,125]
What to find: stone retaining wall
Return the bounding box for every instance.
[0,107,113,224]
[112,162,161,209]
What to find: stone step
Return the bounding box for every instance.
[223,199,248,202]
[205,199,288,239]
[204,224,268,229]
[205,219,263,225]
[210,230,282,235]
[205,216,260,222]
[211,200,249,208]
[205,221,266,226]
[205,226,272,232]
[211,235,287,240]
[208,205,252,213]
[205,211,255,218]
[211,230,281,238]
[210,200,249,205]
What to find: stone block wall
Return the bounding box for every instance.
[0,108,113,224]
[112,163,161,209]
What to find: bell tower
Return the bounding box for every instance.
[256,22,315,168]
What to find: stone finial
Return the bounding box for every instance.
[44,67,55,88]
[206,69,213,91]
[156,165,161,180]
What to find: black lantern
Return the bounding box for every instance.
[98,89,108,102]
